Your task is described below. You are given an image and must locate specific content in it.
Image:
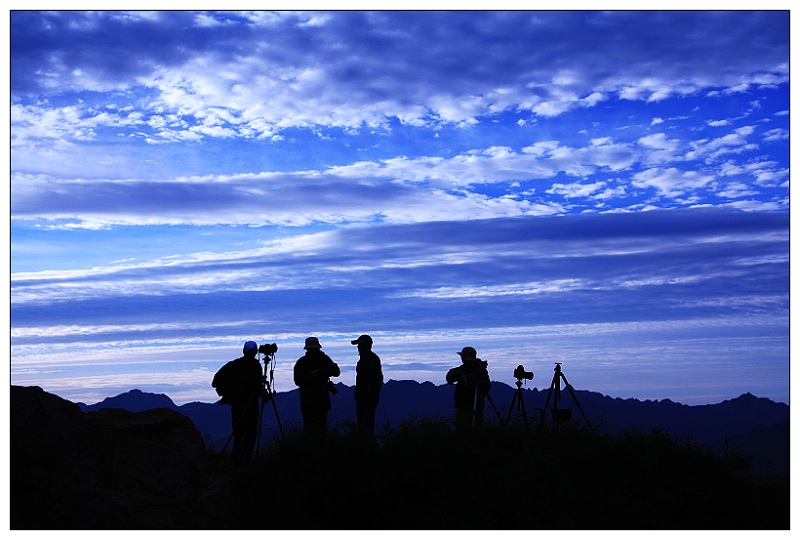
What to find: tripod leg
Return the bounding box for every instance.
[261,354,284,439]
[257,401,265,451]
[485,391,502,421]
[256,364,268,451]
[270,390,284,437]
[518,390,528,425]
[507,392,518,421]
[563,377,595,433]
[473,385,479,427]
[540,375,558,425]
[212,428,237,471]
[508,388,529,426]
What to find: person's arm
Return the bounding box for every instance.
[446,367,462,384]
[370,356,384,392]
[325,355,341,378]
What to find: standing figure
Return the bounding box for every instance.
[294,336,341,434]
[351,334,383,438]
[212,341,264,465]
[446,346,491,431]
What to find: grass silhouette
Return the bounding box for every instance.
[222,417,789,529]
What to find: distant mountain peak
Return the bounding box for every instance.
[724,392,765,404]
[83,388,177,412]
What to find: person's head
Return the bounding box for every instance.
[351,334,373,352]
[457,346,478,363]
[243,341,258,358]
[304,336,322,351]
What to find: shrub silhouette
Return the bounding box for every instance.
[222,418,788,529]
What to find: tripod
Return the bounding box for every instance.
[541,363,594,432]
[506,378,529,425]
[257,351,284,448]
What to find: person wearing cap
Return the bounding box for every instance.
[212,341,264,465]
[446,346,492,431]
[293,336,341,434]
[351,334,384,438]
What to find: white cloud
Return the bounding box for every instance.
[395,279,591,299]
[11,12,789,144]
[547,181,607,198]
[715,182,759,199]
[762,128,788,142]
[685,126,759,162]
[632,168,715,197]
[638,133,682,164]
[593,186,627,200]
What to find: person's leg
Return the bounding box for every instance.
[364,405,376,437]
[356,402,367,432]
[231,405,245,464]
[239,405,259,464]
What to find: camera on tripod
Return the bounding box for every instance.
[514,364,534,381]
[259,342,278,355]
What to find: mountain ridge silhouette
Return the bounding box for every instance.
[73,379,789,476]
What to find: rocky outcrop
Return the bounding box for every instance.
[11,385,239,529]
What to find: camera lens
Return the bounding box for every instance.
[514,364,533,380]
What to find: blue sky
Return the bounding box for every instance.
[8,10,790,407]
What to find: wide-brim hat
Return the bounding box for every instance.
[304,336,322,350]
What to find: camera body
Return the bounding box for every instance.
[514,364,534,381]
[259,342,278,355]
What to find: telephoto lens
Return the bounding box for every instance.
[259,343,278,355]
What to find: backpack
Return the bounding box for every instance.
[212,359,238,404]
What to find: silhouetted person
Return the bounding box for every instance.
[294,336,341,434]
[212,341,264,465]
[351,334,383,438]
[446,346,491,431]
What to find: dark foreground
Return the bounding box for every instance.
[231,419,789,529]
[11,385,789,529]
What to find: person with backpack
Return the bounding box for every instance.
[293,336,341,434]
[446,346,491,431]
[212,341,264,465]
[351,334,383,439]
